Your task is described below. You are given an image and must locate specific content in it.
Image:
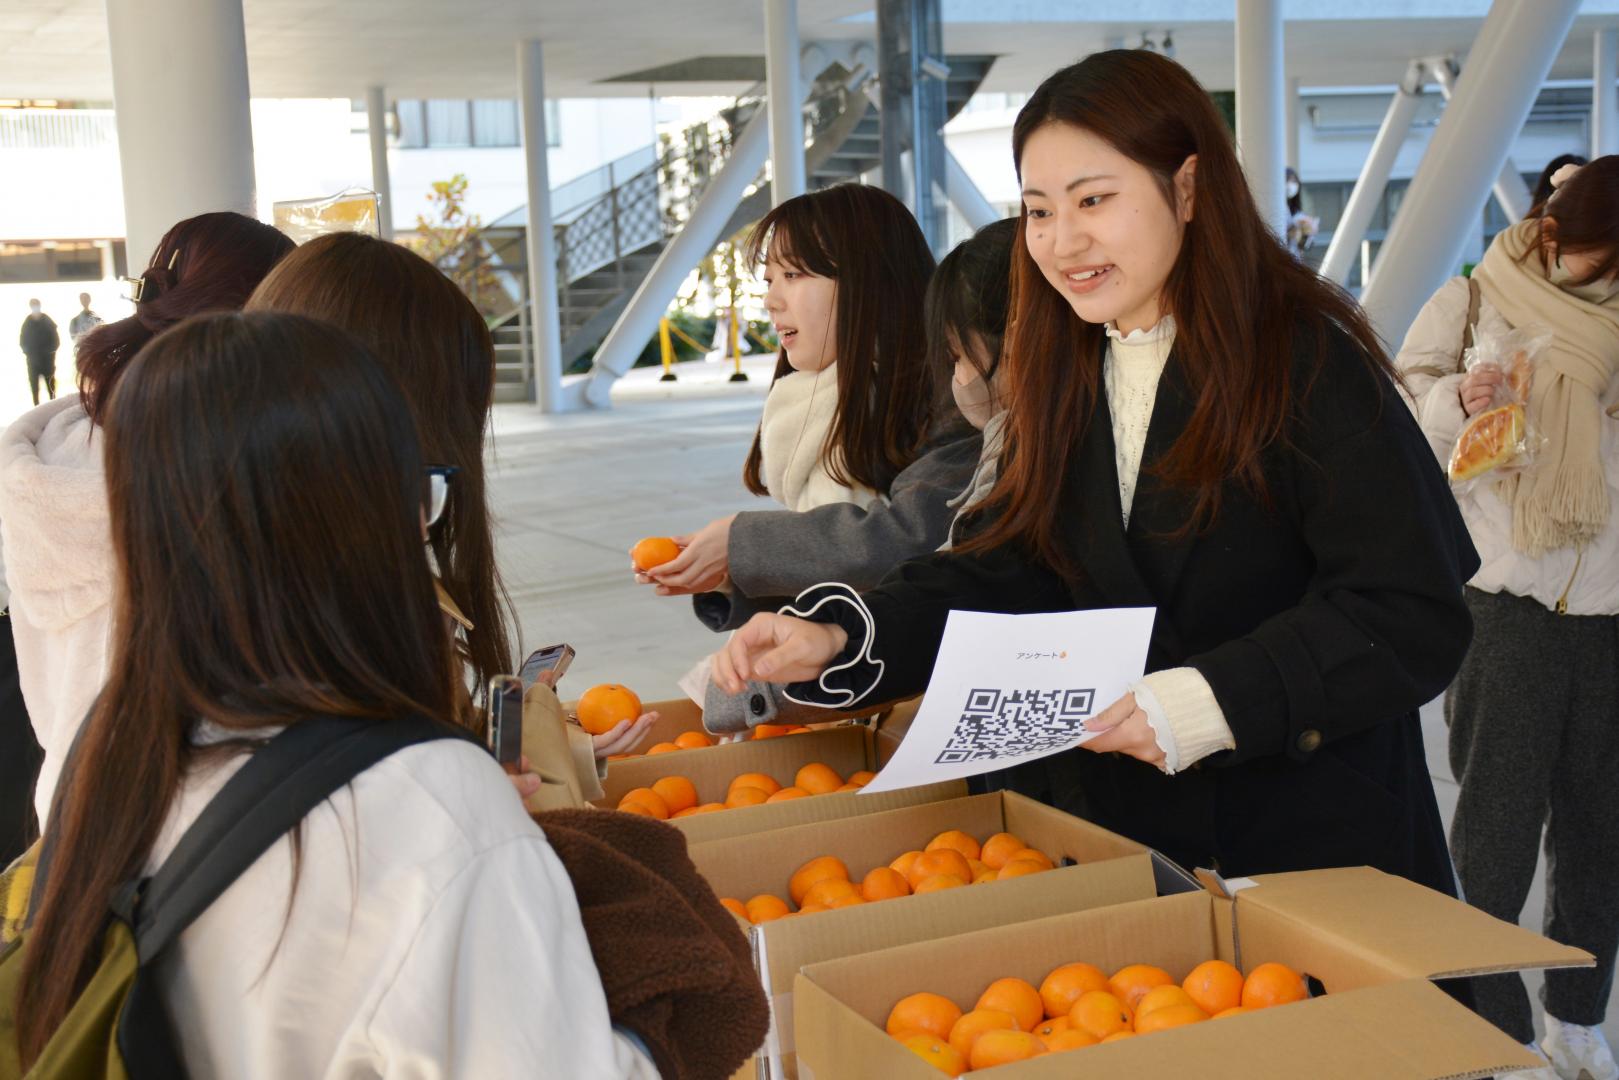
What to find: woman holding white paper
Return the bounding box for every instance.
[712,51,1478,900]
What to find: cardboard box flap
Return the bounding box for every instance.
[673,780,968,846]
[1236,867,1594,979]
[794,972,1543,1080]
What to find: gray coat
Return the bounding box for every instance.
[692,426,983,633]
[698,425,981,734]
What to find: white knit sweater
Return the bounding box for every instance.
[1104,319,1237,773]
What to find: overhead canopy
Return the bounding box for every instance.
[8,0,1619,102]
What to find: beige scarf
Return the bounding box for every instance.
[1471,220,1619,555]
[757,363,877,511]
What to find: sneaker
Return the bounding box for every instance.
[1543,1015,1619,1080]
[1500,1042,1562,1080]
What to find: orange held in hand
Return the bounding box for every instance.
[577,684,642,736]
[631,536,681,572]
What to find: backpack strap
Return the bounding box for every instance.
[133,715,469,960]
[1460,275,1482,362]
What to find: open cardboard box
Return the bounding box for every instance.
[688,790,1199,1079]
[596,712,967,844]
[793,866,1595,1080]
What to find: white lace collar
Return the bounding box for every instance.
[1105,315,1176,345]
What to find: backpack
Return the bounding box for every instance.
[0,715,468,1079]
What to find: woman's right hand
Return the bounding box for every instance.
[1460,364,1505,417]
[711,613,848,694]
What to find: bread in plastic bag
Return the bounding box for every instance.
[1447,323,1552,486]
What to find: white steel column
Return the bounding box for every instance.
[1429,58,1532,222]
[764,0,807,205]
[518,40,564,413]
[1594,28,1619,158]
[1319,61,1427,285]
[104,0,256,264]
[1363,0,1580,346]
[365,86,395,240]
[1235,0,1288,236]
[573,105,774,408]
[945,151,999,231]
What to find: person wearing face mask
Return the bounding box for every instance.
[931,218,1018,547]
[1284,167,1318,258]
[636,185,981,634]
[711,52,1478,910]
[18,300,58,407]
[1394,157,1619,1080]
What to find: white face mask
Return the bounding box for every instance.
[1285,179,1300,199]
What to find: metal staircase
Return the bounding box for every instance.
[458,55,996,402]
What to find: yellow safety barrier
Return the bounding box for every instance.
[657,317,677,382]
[728,312,748,383]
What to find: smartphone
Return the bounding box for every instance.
[487,675,524,771]
[519,644,575,689]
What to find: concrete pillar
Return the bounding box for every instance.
[1594,28,1619,159]
[518,40,564,413]
[1428,57,1533,222]
[104,0,256,264]
[1362,0,1580,346]
[365,86,395,240]
[1319,61,1426,286]
[1235,0,1288,236]
[764,0,807,205]
[1285,76,1301,172]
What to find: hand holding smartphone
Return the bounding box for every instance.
[519,644,575,689]
[487,675,524,774]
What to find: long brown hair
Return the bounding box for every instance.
[741,183,939,497]
[962,51,1392,576]
[1527,154,1619,285]
[75,212,294,423]
[246,233,514,723]
[18,313,455,1066]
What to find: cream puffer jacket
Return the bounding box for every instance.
[1395,275,1619,615]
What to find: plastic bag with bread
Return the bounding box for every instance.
[1447,324,1552,486]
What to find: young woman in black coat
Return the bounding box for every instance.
[712,50,1480,897]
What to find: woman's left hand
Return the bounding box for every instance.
[1080,693,1166,769]
[591,712,659,758]
[638,514,735,595]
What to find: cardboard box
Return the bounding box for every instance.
[793,867,1595,1080]
[688,790,1198,1078]
[596,715,969,844]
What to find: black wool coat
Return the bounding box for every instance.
[788,324,1480,895]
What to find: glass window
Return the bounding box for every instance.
[397,100,426,148]
[472,100,519,147]
[426,100,471,147]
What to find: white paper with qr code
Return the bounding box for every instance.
[859,607,1156,794]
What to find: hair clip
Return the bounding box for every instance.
[120,275,145,303]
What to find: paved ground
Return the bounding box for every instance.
[492,354,1616,1046]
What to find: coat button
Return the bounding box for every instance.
[749,693,767,716]
[1296,729,1322,753]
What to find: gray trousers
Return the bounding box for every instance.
[1447,586,1619,1043]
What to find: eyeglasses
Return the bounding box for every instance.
[424,465,458,527]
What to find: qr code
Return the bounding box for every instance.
[934,688,1097,764]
